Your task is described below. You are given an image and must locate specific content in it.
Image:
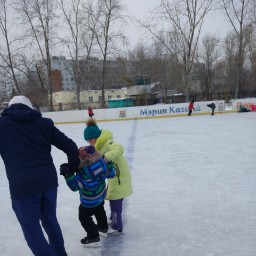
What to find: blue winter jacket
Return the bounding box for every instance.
[65,158,108,208]
[0,103,80,199]
[64,156,116,208]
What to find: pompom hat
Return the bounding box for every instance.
[84,118,101,141]
[9,95,33,109]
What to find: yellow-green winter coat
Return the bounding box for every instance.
[95,129,133,200]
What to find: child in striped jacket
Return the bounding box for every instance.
[60,145,115,247]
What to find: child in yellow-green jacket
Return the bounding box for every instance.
[83,118,133,233]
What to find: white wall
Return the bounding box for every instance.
[232,98,256,110]
[42,100,229,124]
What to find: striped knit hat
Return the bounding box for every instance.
[79,145,97,160]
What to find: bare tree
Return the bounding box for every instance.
[251,1,256,27]
[128,40,182,102]
[199,34,221,99]
[221,0,254,98]
[19,52,49,99]
[58,0,99,109]
[0,0,21,94]
[80,0,100,57]
[14,0,59,110]
[137,0,215,101]
[223,32,239,96]
[94,0,127,107]
[128,42,150,76]
[247,27,256,92]
[58,0,84,110]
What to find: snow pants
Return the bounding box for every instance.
[12,187,67,256]
[110,199,123,231]
[79,202,108,239]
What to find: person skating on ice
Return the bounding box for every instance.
[60,145,115,247]
[188,99,195,116]
[87,105,94,118]
[0,95,80,256]
[83,118,133,233]
[207,103,216,115]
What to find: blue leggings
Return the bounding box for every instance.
[12,188,67,256]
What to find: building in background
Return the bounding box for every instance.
[0,79,13,98]
[50,56,128,92]
[51,88,126,111]
[51,56,76,91]
[0,73,27,99]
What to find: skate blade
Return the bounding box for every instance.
[99,231,108,237]
[82,241,101,248]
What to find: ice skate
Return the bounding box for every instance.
[80,237,101,247]
[98,228,108,237]
[107,227,122,234]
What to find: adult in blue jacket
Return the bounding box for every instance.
[0,96,80,256]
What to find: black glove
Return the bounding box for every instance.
[60,163,74,178]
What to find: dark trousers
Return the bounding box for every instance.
[188,110,192,116]
[12,188,67,256]
[79,202,108,239]
[109,199,123,231]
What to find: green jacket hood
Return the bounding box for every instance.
[95,129,113,151]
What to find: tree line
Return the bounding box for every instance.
[1,0,256,110]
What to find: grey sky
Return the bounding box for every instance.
[124,0,231,48]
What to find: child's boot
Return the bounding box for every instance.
[80,237,101,247]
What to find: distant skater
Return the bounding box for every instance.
[207,103,216,115]
[239,105,250,112]
[87,105,94,118]
[251,104,256,111]
[188,99,195,116]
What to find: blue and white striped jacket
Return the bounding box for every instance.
[65,158,115,208]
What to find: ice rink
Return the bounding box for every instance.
[0,112,256,256]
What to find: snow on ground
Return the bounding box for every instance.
[0,112,256,256]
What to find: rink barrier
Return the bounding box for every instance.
[231,98,256,111]
[42,99,255,124]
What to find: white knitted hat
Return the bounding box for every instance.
[8,95,33,109]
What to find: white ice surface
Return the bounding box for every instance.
[0,112,256,256]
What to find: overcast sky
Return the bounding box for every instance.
[1,0,232,57]
[124,0,231,48]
